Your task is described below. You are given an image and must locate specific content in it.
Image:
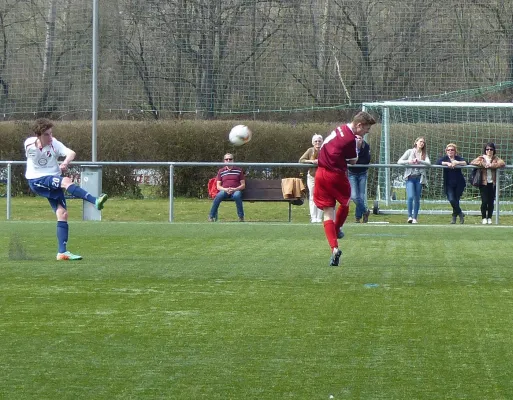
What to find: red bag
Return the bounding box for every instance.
[208,177,219,199]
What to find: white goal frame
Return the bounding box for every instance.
[362,101,513,218]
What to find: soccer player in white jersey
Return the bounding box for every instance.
[24,118,108,260]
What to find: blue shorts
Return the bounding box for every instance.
[28,176,67,212]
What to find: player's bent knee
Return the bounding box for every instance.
[60,177,73,189]
[56,208,68,220]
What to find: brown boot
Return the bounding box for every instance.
[363,209,370,223]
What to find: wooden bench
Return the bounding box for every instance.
[241,179,304,222]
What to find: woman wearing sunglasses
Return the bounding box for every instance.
[437,143,467,224]
[470,143,505,225]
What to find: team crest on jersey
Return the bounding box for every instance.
[38,158,48,166]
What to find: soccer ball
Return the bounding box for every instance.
[228,125,252,146]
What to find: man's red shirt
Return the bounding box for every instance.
[216,166,245,188]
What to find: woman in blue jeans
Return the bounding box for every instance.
[397,137,431,223]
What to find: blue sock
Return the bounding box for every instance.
[57,221,68,253]
[67,184,96,204]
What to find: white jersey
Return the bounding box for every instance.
[24,137,72,179]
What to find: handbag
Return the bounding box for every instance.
[470,168,482,187]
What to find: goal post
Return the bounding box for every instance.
[362,101,513,217]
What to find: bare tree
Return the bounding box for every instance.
[146,0,281,118]
[0,0,33,113]
[0,8,11,109]
[37,0,57,115]
[470,0,513,84]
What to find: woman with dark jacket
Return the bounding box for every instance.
[437,143,467,224]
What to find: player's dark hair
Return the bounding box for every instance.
[32,118,54,137]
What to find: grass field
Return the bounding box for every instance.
[2,203,513,399]
[3,196,513,225]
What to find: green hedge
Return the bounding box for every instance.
[0,120,338,198]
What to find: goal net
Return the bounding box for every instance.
[362,101,513,217]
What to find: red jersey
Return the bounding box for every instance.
[318,124,357,173]
[216,166,245,188]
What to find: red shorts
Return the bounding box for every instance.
[313,167,351,209]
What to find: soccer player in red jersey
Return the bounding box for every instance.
[314,111,376,266]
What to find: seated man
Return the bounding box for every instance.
[208,153,246,222]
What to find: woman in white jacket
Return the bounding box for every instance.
[299,134,323,223]
[397,137,431,223]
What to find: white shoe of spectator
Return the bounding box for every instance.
[487,218,492,224]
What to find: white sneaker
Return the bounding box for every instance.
[487,218,492,225]
[482,218,487,225]
[407,217,413,223]
[412,219,418,224]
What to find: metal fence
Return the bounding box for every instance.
[2,161,513,224]
[0,161,311,221]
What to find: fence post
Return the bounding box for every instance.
[169,164,174,222]
[81,165,102,220]
[6,163,12,220]
[496,168,501,225]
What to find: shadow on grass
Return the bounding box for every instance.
[8,233,40,261]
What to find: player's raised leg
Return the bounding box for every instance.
[61,177,108,210]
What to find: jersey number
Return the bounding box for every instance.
[51,177,61,189]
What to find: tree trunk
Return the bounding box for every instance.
[0,10,10,111]
[38,0,57,116]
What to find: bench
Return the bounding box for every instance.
[241,179,304,222]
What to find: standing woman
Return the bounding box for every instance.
[470,142,505,225]
[397,137,431,224]
[299,134,323,223]
[437,143,467,224]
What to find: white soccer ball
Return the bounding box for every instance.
[228,125,252,146]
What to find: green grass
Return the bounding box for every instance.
[3,196,513,225]
[1,219,513,399]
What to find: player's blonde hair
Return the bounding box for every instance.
[32,118,54,137]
